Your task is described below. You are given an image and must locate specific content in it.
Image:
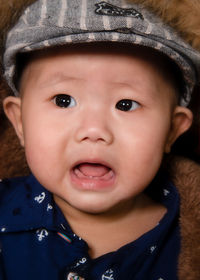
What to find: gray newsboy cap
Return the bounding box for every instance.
[3,0,200,106]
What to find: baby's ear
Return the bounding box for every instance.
[165,106,193,153]
[3,96,24,147]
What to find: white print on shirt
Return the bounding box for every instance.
[47,203,53,211]
[74,257,87,267]
[163,189,170,196]
[61,224,66,230]
[158,278,164,280]
[34,192,46,203]
[36,229,49,241]
[102,269,114,280]
[150,245,157,253]
[1,228,6,232]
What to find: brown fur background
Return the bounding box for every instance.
[167,156,200,280]
[0,0,36,178]
[129,0,200,51]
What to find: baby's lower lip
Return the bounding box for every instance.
[70,163,116,191]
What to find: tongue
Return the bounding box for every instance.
[78,163,110,177]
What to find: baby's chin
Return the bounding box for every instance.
[54,192,123,217]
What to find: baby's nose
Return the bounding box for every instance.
[74,112,114,145]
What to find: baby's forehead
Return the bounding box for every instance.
[17,42,182,94]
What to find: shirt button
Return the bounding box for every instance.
[66,272,85,280]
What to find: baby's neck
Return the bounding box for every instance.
[54,193,166,259]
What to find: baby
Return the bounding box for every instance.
[0,1,200,279]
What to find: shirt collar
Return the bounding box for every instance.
[0,172,179,235]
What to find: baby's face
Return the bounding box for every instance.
[5,46,192,214]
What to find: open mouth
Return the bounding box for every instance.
[70,161,116,190]
[73,163,114,181]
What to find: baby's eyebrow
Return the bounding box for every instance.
[111,80,159,96]
[38,72,84,88]
[36,71,159,100]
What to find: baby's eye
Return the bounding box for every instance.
[116,99,140,111]
[53,94,76,108]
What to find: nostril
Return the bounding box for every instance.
[75,126,114,144]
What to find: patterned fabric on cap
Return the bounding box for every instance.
[3,0,200,106]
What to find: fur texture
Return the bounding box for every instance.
[167,156,200,280]
[129,0,200,51]
[0,1,200,278]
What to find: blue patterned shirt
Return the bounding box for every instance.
[0,173,180,280]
